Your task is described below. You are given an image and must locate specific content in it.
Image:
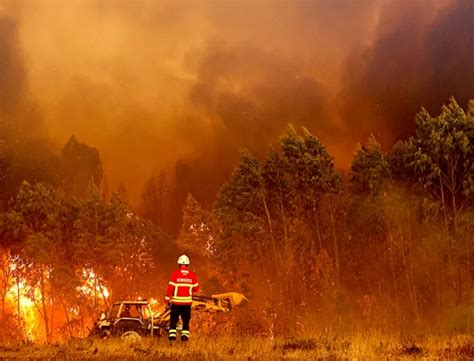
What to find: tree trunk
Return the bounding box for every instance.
[388,234,399,316]
[260,183,279,271]
[80,305,85,337]
[279,189,294,321]
[1,293,4,319]
[279,192,289,251]
[313,206,323,252]
[439,176,449,230]
[0,265,7,319]
[16,278,21,328]
[99,283,109,308]
[61,299,72,338]
[93,272,98,309]
[328,201,340,285]
[50,292,55,341]
[397,221,419,323]
[40,272,51,342]
[451,185,457,235]
[466,231,471,304]
[448,153,458,234]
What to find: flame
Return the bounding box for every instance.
[5,260,44,341]
[77,268,110,301]
[3,253,111,342]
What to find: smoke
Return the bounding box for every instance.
[0,11,30,142]
[188,42,330,154]
[0,15,24,115]
[0,4,44,143]
[339,0,474,144]
[1,0,472,202]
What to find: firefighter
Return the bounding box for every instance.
[165,254,199,341]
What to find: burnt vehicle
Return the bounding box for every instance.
[90,293,247,340]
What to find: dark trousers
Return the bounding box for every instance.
[169,304,191,338]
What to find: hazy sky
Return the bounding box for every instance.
[1,0,472,199]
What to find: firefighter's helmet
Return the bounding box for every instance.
[177,254,190,265]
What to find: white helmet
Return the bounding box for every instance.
[177,254,190,265]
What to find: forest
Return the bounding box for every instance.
[0,97,472,344]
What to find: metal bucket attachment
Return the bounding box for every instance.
[210,292,248,308]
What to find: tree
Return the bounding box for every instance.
[61,136,103,198]
[351,135,391,194]
[168,160,193,235]
[280,126,341,252]
[213,127,343,334]
[0,251,13,318]
[411,97,473,230]
[140,170,168,229]
[176,194,223,295]
[71,188,156,301]
[4,182,63,342]
[177,194,216,259]
[214,150,276,270]
[388,139,416,182]
[280,126,341,205]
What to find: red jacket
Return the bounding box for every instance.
[165,268,199,305]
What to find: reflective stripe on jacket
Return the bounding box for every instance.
[165,268,199,305]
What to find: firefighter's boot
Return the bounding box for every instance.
[168,329,177,341]
[181,330,189,341]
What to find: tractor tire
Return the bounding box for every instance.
[121,330,143,345]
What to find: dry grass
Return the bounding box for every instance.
[0,333,473,360]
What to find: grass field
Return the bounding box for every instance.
[0,333,473,360]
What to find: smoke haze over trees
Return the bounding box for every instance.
[0,0,473,343]
[0,0,472,205]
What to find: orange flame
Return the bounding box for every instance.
[77,268,110,301]
[5,259,44,341]
[3,253,110,342]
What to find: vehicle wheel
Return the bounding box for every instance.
[121,330,142,344]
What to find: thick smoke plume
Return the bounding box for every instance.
[340,0,474,143]
[1,0,472,203]
[0,8,42,142]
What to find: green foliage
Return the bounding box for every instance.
[215,150,266,241]
[351,135,391,194]
[412,98,473,206]
[389,140,417,182]
[280,125,341,209]
[177,194,216,259]
[70,188,157,298]
[213,126,343,334]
